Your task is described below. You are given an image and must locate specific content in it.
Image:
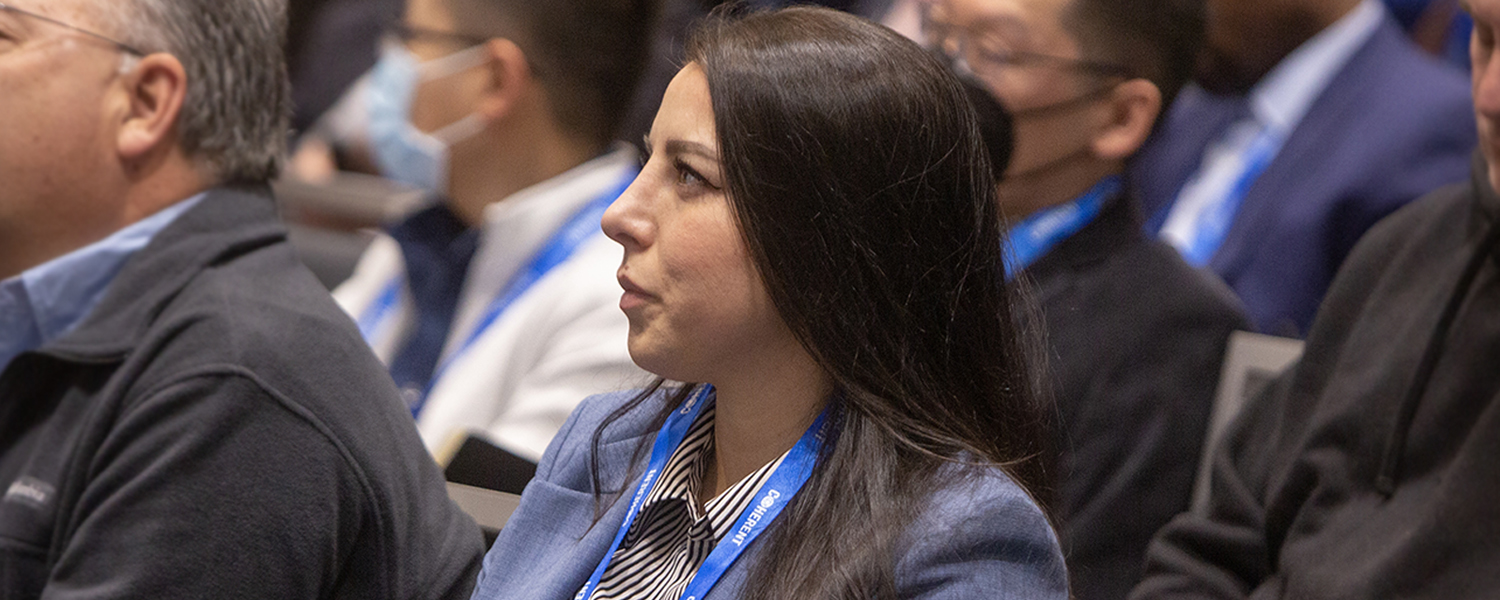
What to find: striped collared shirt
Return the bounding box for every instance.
[586,404,785,600]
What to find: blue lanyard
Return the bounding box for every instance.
[359,172,635,416]
[1170,127,1282,267]
[1003,175,1120,279]
[577,386,829,600]
[356,277,402,342]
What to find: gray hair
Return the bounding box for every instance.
[101,0,290,183]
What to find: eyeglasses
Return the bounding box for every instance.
[388,23,491,50]
[923,18,1132,82]
[0,2,145,56]
[385,22,547,79]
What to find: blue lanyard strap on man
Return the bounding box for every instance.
[1157,125,1284,267]
[1003,175,1121,279]
[358,172,636,417]
[577,385,830,600]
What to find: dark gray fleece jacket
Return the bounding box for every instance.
[0,185,483,599]
[1130,152,1500,600]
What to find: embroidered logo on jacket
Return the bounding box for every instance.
[4,477,55,510]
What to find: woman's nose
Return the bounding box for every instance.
[602,175,652,251]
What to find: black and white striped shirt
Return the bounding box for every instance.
[585,404,785,600]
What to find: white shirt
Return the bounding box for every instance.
[334,147,650,460]
[1160,0,1386,257]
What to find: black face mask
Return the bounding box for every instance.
[955,72,1015,183]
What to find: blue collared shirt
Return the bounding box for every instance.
[0,194,205,373]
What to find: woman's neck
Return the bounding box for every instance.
[697,343,831,506]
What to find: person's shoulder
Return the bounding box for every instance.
[895,463,1069,599]
[532,387,671,487]
[133,204,430,470]
[566,388,665,443]
[1065,224,1249,333]
[1306,178,1477,341]
[159,234,391,396]
[1345,178,1476,271]
[1343,23,1472,137]
[916,463,1053,536]
[1364,19,1470,93]
[124,189,390,400]
[331,232,403,313]
[1134,239,1249,323]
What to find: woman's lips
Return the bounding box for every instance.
[617,272,654,312]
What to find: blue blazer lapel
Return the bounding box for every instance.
[1204,17,1405,282]
[473,432,651,600]
[469,390,771,600]
[1130,85,1246,231]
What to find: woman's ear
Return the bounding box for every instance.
[474,37,534,122]
[1089,78,1162,161]
[116,53,189,161]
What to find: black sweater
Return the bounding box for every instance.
[1130,153,1500,599]
[1028,193,1247,600]
[0,186,483,599]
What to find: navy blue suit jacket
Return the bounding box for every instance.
[1130,17,1475,336]
[469,390,1069,599]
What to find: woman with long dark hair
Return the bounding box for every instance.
[469,7,1066,599]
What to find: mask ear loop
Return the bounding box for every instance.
[416,44,493,146]
[1008,82,1118,119]
[430,113,486,145]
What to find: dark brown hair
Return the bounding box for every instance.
[1065,0,1206,108]
[448,0,657,150]
[593,7,1051,598]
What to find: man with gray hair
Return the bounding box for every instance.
[0,0,483,597]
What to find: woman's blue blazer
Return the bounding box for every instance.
[469,389,1069,600]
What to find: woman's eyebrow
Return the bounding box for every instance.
[663,139,719,162]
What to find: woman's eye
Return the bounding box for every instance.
[674,160,713,190]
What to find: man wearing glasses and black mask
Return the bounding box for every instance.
[0,0,482,597]
[925,1,1248,598]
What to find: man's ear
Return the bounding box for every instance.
[116,54,189,161]
[474,38,534,122]
[1090,78,1162,161]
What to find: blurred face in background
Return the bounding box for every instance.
[401,0,488,136]
[363,0,497,196]
[1196,0,1326,94]
[931,0,1093,178]
[0,0,139,277]
[928,0,1130,215]
[1469,0,1500,192]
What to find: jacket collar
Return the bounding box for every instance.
[40,184,286,362]
[1026,188,1142,277]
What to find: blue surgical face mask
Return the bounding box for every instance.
[365,41,489,195]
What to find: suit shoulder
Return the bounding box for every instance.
[916,465,1053,535]
[1136,239,1249,321]
[565,390,663,440]
[896,464,1069,598]
[1083,235,1250,329]
[1348,29,1473,137]
[533,388,671,486]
